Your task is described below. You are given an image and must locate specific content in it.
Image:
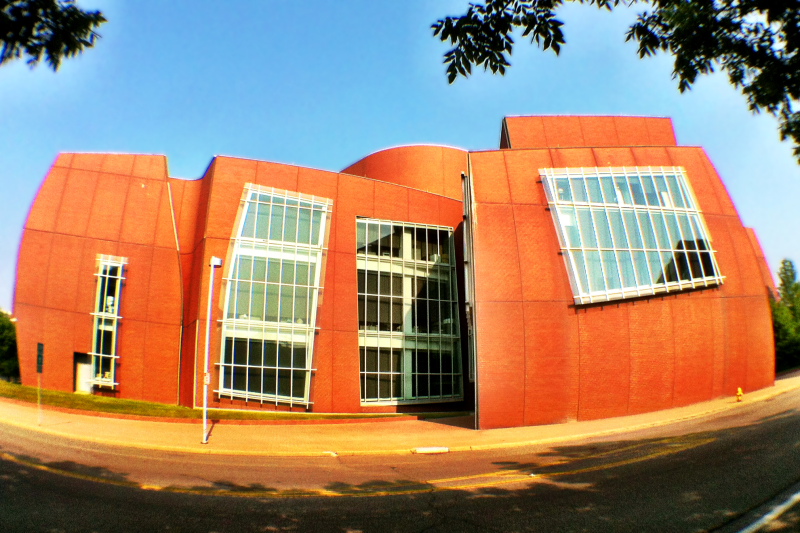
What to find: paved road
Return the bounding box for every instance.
[2,389,800,532]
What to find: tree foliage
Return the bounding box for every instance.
[772,259,800,372]
[433,1,800,162]
[0,0,106,70]
[0,311,19,380]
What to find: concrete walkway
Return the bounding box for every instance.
[2,373,799,457]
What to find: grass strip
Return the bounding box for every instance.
[0,380,467,421]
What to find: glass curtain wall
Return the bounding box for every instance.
[219,185,332,405]
[541,167,724,305]
[357,219,462,404]
[90,255,127,387]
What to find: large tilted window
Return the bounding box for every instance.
[541,167,723,305]
[357,219,462,404]
[90,255,127,387]
[219,185,332,406]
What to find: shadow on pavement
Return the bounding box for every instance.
[2,407,800,532]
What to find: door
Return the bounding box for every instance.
[73,353,92,393]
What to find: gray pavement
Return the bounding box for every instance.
[2,372,800,457]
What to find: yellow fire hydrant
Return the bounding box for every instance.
[736,387,743,402]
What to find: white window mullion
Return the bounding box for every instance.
[541,167,723,305]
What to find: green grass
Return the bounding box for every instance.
[0,380,468,421]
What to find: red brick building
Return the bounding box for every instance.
[14,116,775,429]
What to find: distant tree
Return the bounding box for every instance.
[0,0,106,70]
[0,311,19,380]
[772,259,800,372]
[433,1,800,162]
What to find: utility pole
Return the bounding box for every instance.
[202,256,223,444]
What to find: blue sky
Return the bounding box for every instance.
[1,0,798,311]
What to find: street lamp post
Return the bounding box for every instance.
[202,256,223,444]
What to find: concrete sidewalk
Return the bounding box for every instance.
[2,373,799,457]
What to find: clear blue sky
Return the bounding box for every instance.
[1,1,798,311]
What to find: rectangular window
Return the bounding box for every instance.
[89,255,127,387]
[357,219,462,404]
[219,185,332,406]
[541,167,724,305]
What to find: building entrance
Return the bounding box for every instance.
[73,353,92,393]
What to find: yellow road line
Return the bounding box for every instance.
[0,435,715,499]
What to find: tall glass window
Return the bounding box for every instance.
[219,185,332,405]
[90,255,127,387]
[541,167,724,305]
[357,219,462,404]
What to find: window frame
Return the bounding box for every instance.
[356,218,463,405]
[89,255,127,388]
[218,184,333,406]
[541,167,724,305]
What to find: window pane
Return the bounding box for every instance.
[266,284,279,321]
[608,209,628,248]
[687,252,703,278]
[614,176,633,204]
[664,174,684,208]
[283,206,298,242]
[242,202,257,238]
[367,224,380,255]
[623,211,643,249]
[267,259,280,283]
[294,287,309,323]
[600,175,616,203]
[296,263,309,286]
[379,273,392,295]
[586,177,603,203]
[618,251,636,288]
[592,209,613,248]
[413,228,426,260]
[357,270,366,294]
[238,256,253,280]
[438,230,450,263]
[251,283,265,320]
[253,257,266,281]
[662,251,679,282]
[269,204,284,240]
[281,260,295,284]
[642,174,659,206]
[256,202,271,239]
[297,208,311,244]
[638,212,657,249]
[652,213,670,248]
[586,251,605,292]
[366,271,378,294]
[379,224,392,256]
[570,251,590,295]
[603,250,621,290]
[664,213,681,247]
[577,208,597,248]
[558,207,581,247]
[391,226,403,258]
[555,177,572,201]
[632,251,650,286]
[647,252,663,284]
[655,175,671,207]
[235,281,251,318]
[629,175,646,205]
[570,178,588,202]
[279,285,293,321]
[306,210,321,246]
[677,214,694,247]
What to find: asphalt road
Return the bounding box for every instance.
[2,389,800,532]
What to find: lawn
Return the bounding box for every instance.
[0,380,465,420]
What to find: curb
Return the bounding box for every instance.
[2,379,799,458]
